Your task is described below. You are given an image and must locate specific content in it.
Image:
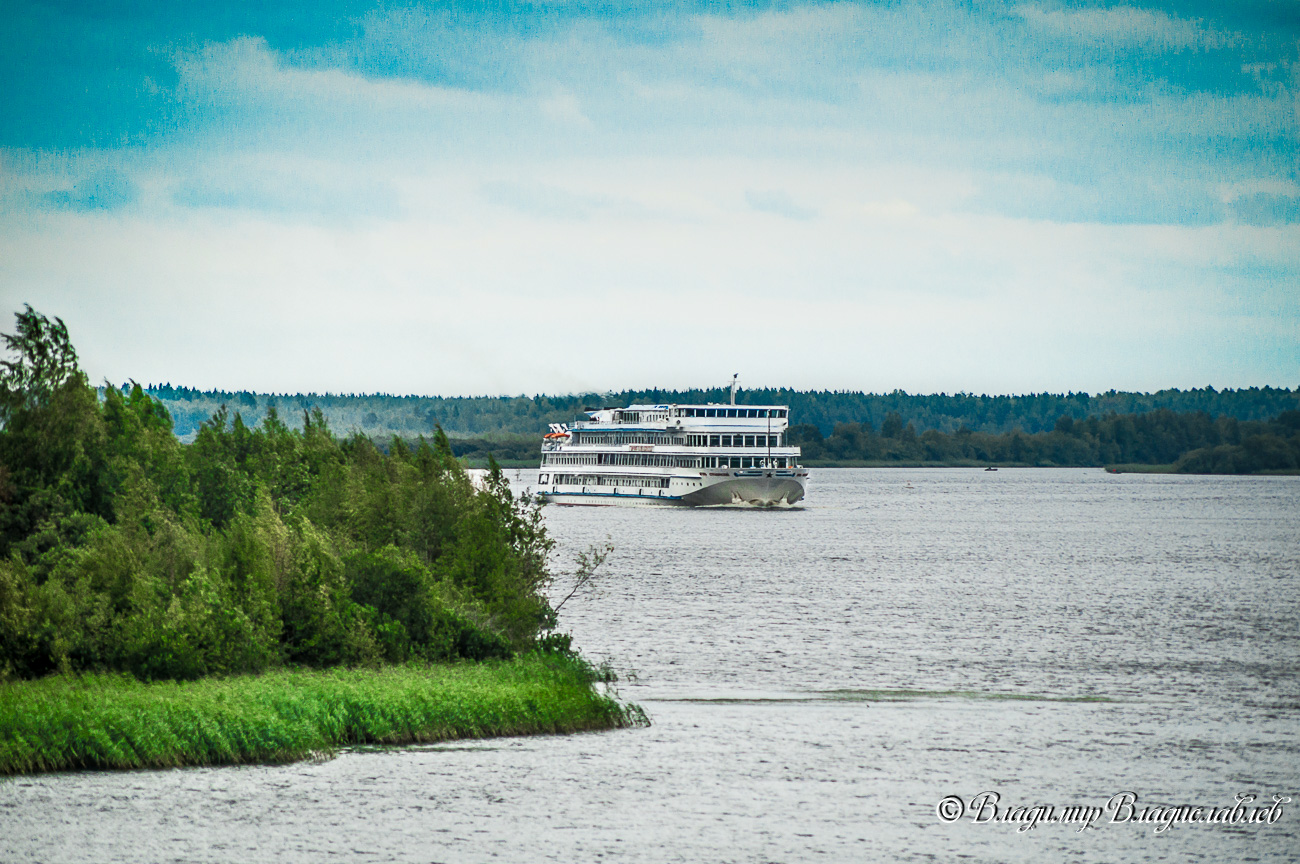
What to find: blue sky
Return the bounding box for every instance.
[1,1,1296,396]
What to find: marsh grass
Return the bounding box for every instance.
[0,655,643,775]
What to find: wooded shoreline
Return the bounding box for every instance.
[0,306,640,778]
[453,406,1300,475]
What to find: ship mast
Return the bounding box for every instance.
[730,373,738,405]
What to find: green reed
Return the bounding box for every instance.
[0,655,643,775]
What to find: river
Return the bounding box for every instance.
[2,468,1297,862]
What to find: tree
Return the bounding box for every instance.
[0,307,564,680]
[0,306,82,427]
[0,308,110,554]
[881,411,904,439]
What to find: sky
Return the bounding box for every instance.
[0,1,1297,397]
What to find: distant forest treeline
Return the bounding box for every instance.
[791,409,1300,473]
[141,384,1298,443]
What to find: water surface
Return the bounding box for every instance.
[3,469,1297,862]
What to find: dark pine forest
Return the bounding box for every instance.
[138,383,1300,473]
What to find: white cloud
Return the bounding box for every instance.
[538,89,592,126]
[1013,4,1230,51]
[2,3,1296,395]
[5,150,1295,395]
[745,189,817,220]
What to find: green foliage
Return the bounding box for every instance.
[1171,413,1300,473]
[141,381,1298,442]
[137,376,1296,471]
[791,408,1300,472]
[0,305,81,424]
[0,654,643,775]
[0,308,560,682]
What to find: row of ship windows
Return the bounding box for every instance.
[546,474,671,488]
[687,434,781,448]
[543,455,794,470]
[680,408,787,418]
[709,457,790,468]
[574,433,684,446]
[545,454,696,467]
[569,433,784,447]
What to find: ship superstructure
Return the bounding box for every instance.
[537,399,808,507]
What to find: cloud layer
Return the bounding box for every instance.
[1,1,1296,395]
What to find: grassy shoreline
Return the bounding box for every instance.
[1103,463,1177,474]
[802,459,1036,468]
[1104,463,1300,475]
[482,460,1300,474]
[0,655,643,776]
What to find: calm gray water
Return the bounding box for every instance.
[2,469,1297,862]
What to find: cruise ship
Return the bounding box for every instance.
[536,388,808,507]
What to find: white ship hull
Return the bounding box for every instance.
[537,469,807,508]
[685,472,807,507]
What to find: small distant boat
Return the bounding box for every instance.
[984,467,998,472]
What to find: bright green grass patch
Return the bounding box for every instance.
[0,655,644,776]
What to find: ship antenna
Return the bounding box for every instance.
[731,373,738,405]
